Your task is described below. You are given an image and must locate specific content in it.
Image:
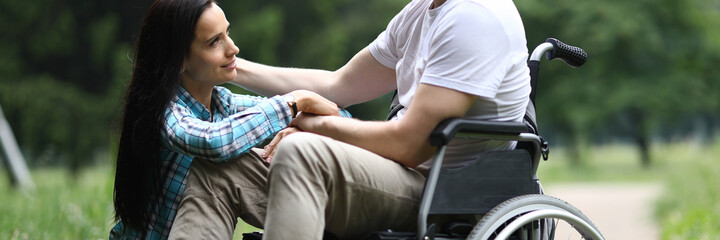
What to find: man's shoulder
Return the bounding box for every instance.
[440,0,503,21]
[437,0,525,42]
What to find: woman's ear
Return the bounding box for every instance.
[180,60,188,74]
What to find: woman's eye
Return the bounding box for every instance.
[210,38,220,46]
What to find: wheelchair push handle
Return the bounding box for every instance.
[545,38,587,67]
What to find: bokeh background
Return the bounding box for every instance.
[0,0,718,239]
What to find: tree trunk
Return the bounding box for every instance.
[629,108,652,168]
[565,124,585,167]
[702,113,716,144]
[635,132,651,168]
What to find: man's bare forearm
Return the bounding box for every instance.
[294,114,435,168]
[232,48,397,108]
[233,57,335,97]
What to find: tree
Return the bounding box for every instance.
[517,0,720,167]
[0,0,139,175]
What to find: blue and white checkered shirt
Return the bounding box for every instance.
[110,86,350,239]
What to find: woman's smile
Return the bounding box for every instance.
[222,58,236,70]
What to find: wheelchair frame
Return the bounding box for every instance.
[411,38,603,240]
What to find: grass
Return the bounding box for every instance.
[0,166,115,240]
[0,141,718,239]
[653,141,720,239]
[0,164,260,240]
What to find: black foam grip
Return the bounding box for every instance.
[545,38,587,67]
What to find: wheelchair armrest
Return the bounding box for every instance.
[429,118,532,147]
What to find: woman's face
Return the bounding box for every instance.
[182,3,239,86]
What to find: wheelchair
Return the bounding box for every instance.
[363,38,602,240]
[243,38,602,240]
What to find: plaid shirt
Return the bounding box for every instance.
[110,86,350,239]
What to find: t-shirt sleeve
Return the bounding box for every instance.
[369,29,398,69]
[420,3,511,99]
[369,0,422,69]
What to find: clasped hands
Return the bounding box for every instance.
[262,90,340,162]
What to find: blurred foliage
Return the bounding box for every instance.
[217,0,405,120]
[0,0,136,175]
[517,0,720,166]
[655,140,720,239]
[0,0,719,173]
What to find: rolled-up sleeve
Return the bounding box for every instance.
[160,96,290,162]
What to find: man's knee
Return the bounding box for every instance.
[274,132,329,164]
[270,132,342,181]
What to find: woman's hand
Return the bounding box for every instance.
[263,127,302,163]
[289,90,341,117]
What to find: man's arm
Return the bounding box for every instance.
[292,83,477,168]
[232,47,397,107]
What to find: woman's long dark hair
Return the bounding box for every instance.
[114,0,214,231]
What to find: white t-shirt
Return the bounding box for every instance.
[369,0,531,167]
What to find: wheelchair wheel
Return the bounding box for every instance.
[467,194,604,240]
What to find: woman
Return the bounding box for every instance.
[111,0,343,238]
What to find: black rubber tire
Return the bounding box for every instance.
[467,194,603,240]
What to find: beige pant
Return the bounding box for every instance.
[168,148,269,239]
[263,132,426,240]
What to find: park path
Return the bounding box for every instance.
[543,182,663,240]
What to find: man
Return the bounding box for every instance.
[233,0,530,238]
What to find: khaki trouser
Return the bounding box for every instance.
[168,148,269,239]
[169,133,426,240]
[263,132,426,240]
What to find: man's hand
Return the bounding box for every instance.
[264,91,341,162]
[263,127,302,162]
[289,90,341,117]
[291,112,326,131]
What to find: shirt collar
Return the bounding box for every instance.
[176,86,213,121]
[211,87,230,117]
[176,86,232,121]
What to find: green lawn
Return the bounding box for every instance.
[0,165,260,240]
[653,141,720,239]
[0,166,115,240]
[0,141,718,239]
